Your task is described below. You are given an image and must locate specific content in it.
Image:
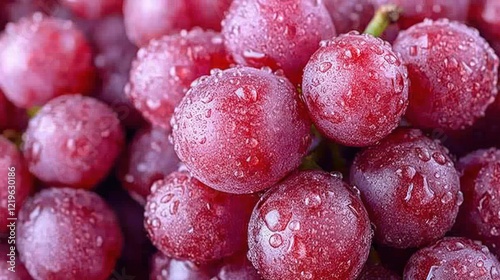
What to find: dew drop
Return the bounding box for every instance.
[288,221,301,231]
[269,234,283,248]
[319,62,332,73]
[161,193,174,203]
[169,200,180,215]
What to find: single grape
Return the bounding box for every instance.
[468,0,500,43]
[0,136,33,235]
[453,149,500,257]
[374,0,470,30]
[144,171,258,262]
[118,126,180,205]
[393,19,499,131]
[90,15,145,129]
[126,28,231,129]
[357,263,401,280]
[123,0,190,46]
[216,253,262,280]
[171,66,311,194]
[17,188,123,280]
[248,170,372,280]
[60,0,123,19]
[22,95,124,189]
[323,0,375,34]
[403,237,500,279]
[0,244,32,280]
[123,0,232,46]
[0,13,96,108]
[302,32,409,147]
[149,252,219,280]
[350,128,462,248]
[222,0,336,84]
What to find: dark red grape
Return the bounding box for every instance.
[22,95,124,189]
[216,253,262,280]
[123,0,232,46]
[0,13,96,108]
[118,126,180,205]
[357,263,401,280]
[323,0,375,34]
[187,0,233,31]
[248,170,372,280]
[469,0,500,43]
[0,244,32,280]
[403,237,500,279]
[149,252,219,280]
[0,136,33,235]
[222,0,336,84]
[144,171,258,262]
[60,0,123,19]
[123,0,190,46]
[350,128,462,248]
[126,28,231,129]
[171,66,311,194]
[90,15,145,129]
[393,19,499,131]
[302,32,409,147]
[0,89,29,132]
[374,0,471,30]
[453,149,500,257]
[17,188,123,280]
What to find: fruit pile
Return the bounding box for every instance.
[1,0,500,279]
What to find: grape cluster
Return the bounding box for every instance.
[1,1,500,280]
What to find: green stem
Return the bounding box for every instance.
[364,4,402,37]
[27,106,41,118]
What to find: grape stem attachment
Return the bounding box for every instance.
[364,4,402,37]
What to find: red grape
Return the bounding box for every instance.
[302,32,409,147]
[144,171,258,262]
[222,0,336,84]
[357,263,401,280]
[90,16,145,129]
[403,237,500,279]
[187,0,233,31]
[350,128,462,248]
[149,252,219,280]
[0,136,33,235]
[126,28,231,129]
[248,170,372,280]
[216,253,262,280]
[468,0,500,43]
[323,0,375,34]
[171,66,311,194]
[123,0,232,46]
[22,95,124,189]
[0,244,32,280]
[0,13,96,108]
[393,19,499,131]
[118,126,180,205]
[60,0,123,19]
[374,0,471,30]
[17,188,123,280]
[453,149,500,257]
[123,0,190,46]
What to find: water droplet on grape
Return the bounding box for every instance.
[269,234,283,248]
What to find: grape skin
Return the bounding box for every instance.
[0,13,95,108]
[404,237,500,280]
[350,129,462,248]
[22,95,124,189]
[393,19,499,131]
[302,32,409,147]
[248,170,372,280]
[144,171,258,262]
[17,188,123,280]
[60,0,123,19]
[171,66,311,194]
